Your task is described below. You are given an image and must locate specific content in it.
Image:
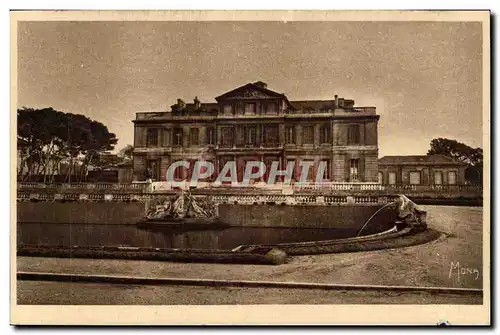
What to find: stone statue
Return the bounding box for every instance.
[194,96,201,109]
[394,194,427,230]
[145,190,217,220]
[171,193,186,218]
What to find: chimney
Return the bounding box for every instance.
[334,95,339,108]
[177,99,186,110]
[253,81,268,89]
[194,96,201,109]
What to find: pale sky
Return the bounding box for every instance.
[17,21,483,157]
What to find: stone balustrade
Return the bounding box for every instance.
[146,181,482,194]
[18,182,148,192]
[16,181,482,204]
[17,181,482,193]
[293,182,385,191]
[146,193,391,207]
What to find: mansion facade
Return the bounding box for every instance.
[132,81,380,184]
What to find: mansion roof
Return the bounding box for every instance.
[214,81,287,101]
[378,155,467,166]
[290,99,354,112]
[135,81,376,120]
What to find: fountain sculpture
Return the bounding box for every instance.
[394,194,428,231]
[356,194,427,236]
[138,190,224,228]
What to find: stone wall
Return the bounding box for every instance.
[17,202,146,225]
[332,153,345,182]
[217,204,395,229]
[364,120,378,146]
[134,125,147,147]
[364,152,379,182]
[333,122,347,146]
[16,199,397,230]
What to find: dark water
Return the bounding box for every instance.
[17,223,363,250]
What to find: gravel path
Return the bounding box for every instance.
[17,281,482,305]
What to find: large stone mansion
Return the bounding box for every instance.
[132,81,380,183]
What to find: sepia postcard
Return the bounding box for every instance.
[10,10,490,325]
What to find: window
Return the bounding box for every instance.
[321,160,330,180]
[164,129,171,146]
[245,103,256,115]
[448,171,457,185]
[206,127,214,145]
[347,124,360,145]
[378,172,383,184]
[206,160,215,181]
[302,125,314,144]
[173,128,183,146]
[266,103,277,114]
[223,105,233,115]
[173,161,183,180]
[146,128,158,147]
[320,125,330,144]
[263,158,274,182]
[409,171,421,185]
[221,127,234,146]
[434,171,443,185]
[301,160,315,181]
[285,126,295,144]
[245,126,257,145]
[264,125,279,144]
[388,172,397,185]
[146,159,160,181]
[218,156,233,182]
[287,160,297,181]
[189,128,199,146]
[349,159,359,181]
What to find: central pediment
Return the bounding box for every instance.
[215,82,286,101]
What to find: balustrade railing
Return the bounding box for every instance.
[293,182,385,192]
[16,181,482,195]
[324,196,348,204]
[17,182,148,192]
[383,184,482,192]
[215,143,283,150]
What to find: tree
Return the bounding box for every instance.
[17,107,118,182]
[74,118,118,181]
[117,144,134,161]
[17,107,69,182]
[427,138,483,185]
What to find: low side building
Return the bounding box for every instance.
[377,155,467,186]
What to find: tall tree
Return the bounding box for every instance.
[17,107,68,181]
[427,138,483,184]
[17,107,118,182]
[117,144,134,161]
[76,118,118,181]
